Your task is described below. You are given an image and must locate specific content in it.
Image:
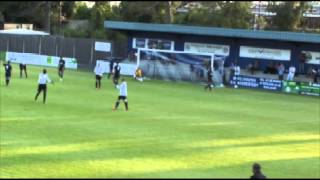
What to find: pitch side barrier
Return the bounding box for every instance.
[229,75,320,97]
[1,51,78,69]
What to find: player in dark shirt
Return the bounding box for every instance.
[107,58,114,79]
[3,61,12,86]
[204,68,213,91]
[58,56,65,81]
[113,62,121,86]
[19,61,27,78]
[250,163,267,179]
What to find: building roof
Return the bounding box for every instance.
[104,21,320,44]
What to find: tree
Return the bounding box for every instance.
[119,1,169,23]
[217,1,252,29]
[72,2,91,20]
[173,1,252,29]
[267,1,309,31]
[90,2,112,29]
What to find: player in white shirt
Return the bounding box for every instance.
[94,63,104,89]
[35,69,53,104]
[287,65,296,81]
[113,78,128,111]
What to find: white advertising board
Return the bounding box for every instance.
[95,42,111,52]
[239,46,291,61]
[184,42,230,56]
[6,52,78,69]
[302,51,320,65]
[96,60,136,76]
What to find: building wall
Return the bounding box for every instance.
[126,31,320,71]
[4,23,33,30]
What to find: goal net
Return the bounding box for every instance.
[136,48,225,85]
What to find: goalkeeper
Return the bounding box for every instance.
[35,69,54,104]
[134,67,144,82]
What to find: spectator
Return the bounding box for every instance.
[233,63,241,88]
[264,62,277,74]
[250,163,267,179]
[229,62,235,77]
[253,61,259,71]
[311,66,319,83]
[298,52,307,75]
[287,64,296,81]
[234,63,241,76]
[247,62,254,75]
[277,63,285,80]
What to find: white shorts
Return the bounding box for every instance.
[287,73,295,81]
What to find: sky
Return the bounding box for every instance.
[83,1,121,8]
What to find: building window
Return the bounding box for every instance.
[133,38,174,51]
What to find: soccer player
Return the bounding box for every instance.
[58,56,65,81]
[35,69,53,104]
[113,62,121,86]
[113,78,128,111]
[204,68,213,91]
[19,59,27,78]
[287,65,296,81]
[134,67,144,82]
[3,61,12,86]
[107,58,114,79]
[94,62,104,89]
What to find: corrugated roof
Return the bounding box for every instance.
[104,21,320,44]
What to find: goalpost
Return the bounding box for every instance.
[136,48,224,86]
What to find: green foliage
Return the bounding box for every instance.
[219,2,251,29]
[119,1,170,23]
[267,1,309,31]
[90,2,112,29]
[90,28,107,39]
[72,2,91,20]
[174,2,251,29]
[63,27,90,38]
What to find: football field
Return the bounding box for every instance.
[1,63,319,178]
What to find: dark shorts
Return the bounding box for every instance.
[38,84,47,92]
[96,75,102,80]
[118,96,127,101]
[5,75,11,80]
[59,66,64,71]
[20,64,26,70]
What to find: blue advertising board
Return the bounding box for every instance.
[230,75,282,91]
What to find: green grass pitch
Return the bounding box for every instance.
[0,63,319,178]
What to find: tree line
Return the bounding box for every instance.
[0,1,318,42]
